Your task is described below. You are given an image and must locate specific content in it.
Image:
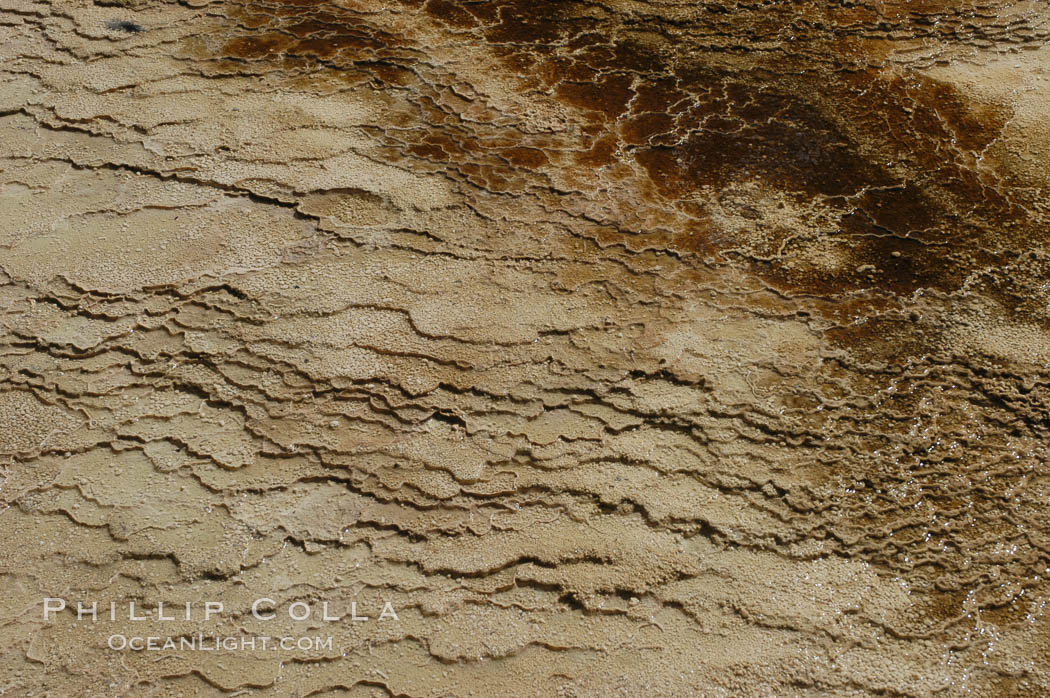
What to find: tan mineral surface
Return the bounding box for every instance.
[3,0,1050,695]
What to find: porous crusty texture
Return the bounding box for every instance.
[3,0,1050,695]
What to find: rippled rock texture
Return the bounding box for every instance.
[3,0,1050,695]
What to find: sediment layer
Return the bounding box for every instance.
[3,1,1050,695]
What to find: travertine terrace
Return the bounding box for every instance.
[3,0,1050,695]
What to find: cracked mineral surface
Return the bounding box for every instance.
[3,0,1050,695]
